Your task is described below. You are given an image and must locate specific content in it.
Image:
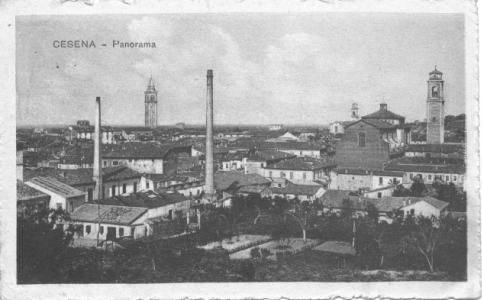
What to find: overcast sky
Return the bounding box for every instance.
[16,13,465,126]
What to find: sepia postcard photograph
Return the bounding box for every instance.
[0,0,480,299]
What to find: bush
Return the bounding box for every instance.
[250,247,261,259]
[238,260,255,281]
[260,248,271,260]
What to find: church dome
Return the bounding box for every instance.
[429,67,443,75]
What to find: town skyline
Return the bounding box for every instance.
[17,14,465,126]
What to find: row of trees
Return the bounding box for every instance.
[391,176,466,212]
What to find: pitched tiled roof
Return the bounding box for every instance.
[267,158,336,171]
[214,170,271,190]
[320,190,356,204]
[193,145,229,154]
[97,190,188,209]
[361,109,405,120]
[102,143,171,159]
[27,177,85,198]
[271,183,323,196]
[375,196,414,212]
[70,204,147,225]
[359,119,396,129]
[247,150,296,162]
[403,196,449,211]
[238,185,269,194]
[24,166,142,186]
[406,144,465,154]
[336,168,404,177]
[384,162,465,174]
[17,180,50,201]
[320,190,375,210]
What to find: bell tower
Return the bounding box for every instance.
[350,103,359,121]
[426,67,445,144]
[145,76,158,128]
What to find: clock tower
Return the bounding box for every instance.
[426,67,445,144]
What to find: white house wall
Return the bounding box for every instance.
[103,159,164,174]
[401,201,444,219]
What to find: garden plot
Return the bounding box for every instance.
[230,238,320,260]
[198,234,271,252]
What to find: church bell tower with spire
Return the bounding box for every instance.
[145,76,158,128]
[426,67,445,144]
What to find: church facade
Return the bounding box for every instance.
[145,77,158,128]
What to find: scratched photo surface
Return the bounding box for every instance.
[15,12,469,285]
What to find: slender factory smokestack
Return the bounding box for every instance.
[93,97,103,245]
[204,70,216,202]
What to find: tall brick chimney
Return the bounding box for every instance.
[93,97,103,201]
[204,70,216,202]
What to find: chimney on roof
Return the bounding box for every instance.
[204,70,216,202]
[380,103,387,111]
[93,97,103,201]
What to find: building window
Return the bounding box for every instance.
[56,203,62,210]
[100,226,104,234]
[86,225,91,234]
[379,177,383,185]
[123,184,127,193]
[358,133,366,147]
[103,161,107,166]
[146,182,150,189]
[453,176,457,181]
[446,175,450,182]
[69,201,74,212]
[88,188,93,201]
[377,192,382,198]
[410,209,415,216]
[428,175,432,180]
[133,182,137,193]
[119,228,124,237]
[113,161,119,166]
[112,185,116,196]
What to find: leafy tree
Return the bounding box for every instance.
[432,182,466,212]
[285,200,317,241]
[238,260,255,281]
[392,184,411,197]
[410,175,427,197]
[401,217,441,272]
[366,203,379,224]
[17,207,73,283]
[271,196,290,222]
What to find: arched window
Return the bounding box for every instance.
[151,95,155,101]
[432,86,438,97]
[358,133,366,147]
